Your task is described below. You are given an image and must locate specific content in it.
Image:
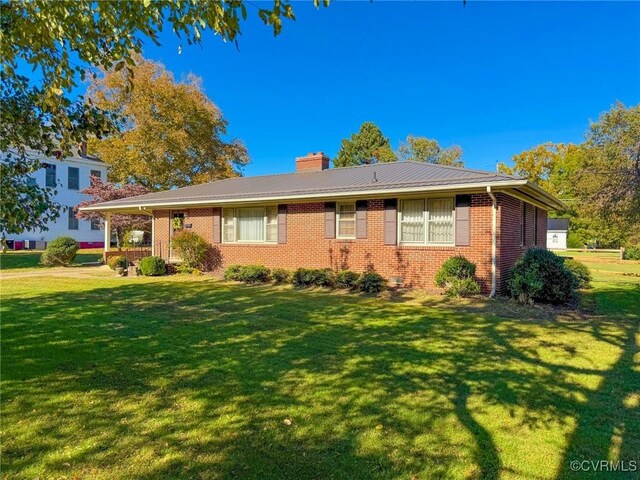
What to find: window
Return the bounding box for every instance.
[266,206,278,242]
[552,234,558,243]
[27,176,37,186]
[222,206,279,243]
[90,169,101,180]
[399,197,455,245]
[68,207,78,230]
[337,203,356,238]
[533,206,538,246]
[45,163,56,187]
[520,202,526,246]
[91,218,100,231]
[400,199,425,243]
[223,208,235,242]
[68,166,79,190]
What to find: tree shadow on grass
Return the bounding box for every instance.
[1,279,638,479]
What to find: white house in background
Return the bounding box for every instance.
[547,218,569,250]
[8,150,108,249]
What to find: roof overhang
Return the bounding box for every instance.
[80,179,564,214]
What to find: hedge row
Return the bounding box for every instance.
[224,265,387,294]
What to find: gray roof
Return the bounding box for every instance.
[86,161,523,209]
[83,160,564,211]
[547,218,570,231]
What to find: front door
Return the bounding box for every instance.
[169,211,185,261]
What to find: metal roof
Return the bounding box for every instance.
[547,218,570,231]
[82,161,563,212]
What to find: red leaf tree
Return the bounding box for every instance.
[75,176,151,249]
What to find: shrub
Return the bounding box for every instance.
[623,246,640,260]
[107,255,127,270]
[434,256,477,288]
[176,265,203,276]
[508,248,578,305]
[139,256,166,276]
[224,264,244,281]
[272,268,291,284]
[356,272,387,294]
[292,268,335,287]
[434,256,480,297]
[335,270,359,290]
[238,264,271,284]
[171,231,210,269]
[40,236,79,266]
[563,259,592,289]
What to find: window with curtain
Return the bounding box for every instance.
[427,198,454,243]
[45,164,56,187]
[266,206,278,242]
[223,208,235,242]
[236,207,265,242]
[337,203,356,238]
[400,199,425,243]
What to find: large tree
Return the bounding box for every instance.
[397,135,464,167]
[87,57,249,190]
[0,0,327,237]
[75,177,151,249]
[334,122,396,167]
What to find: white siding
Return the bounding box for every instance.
[547,231,567,250]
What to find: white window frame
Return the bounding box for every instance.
[222,206,278,244]
[336,202,356,239]
[398,196,456,246]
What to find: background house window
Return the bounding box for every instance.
[337,203,356,238]
[400,199,425,243]
[90,218,101,231]
[552,234,558,243]
[68,207,78,230]
[427,198,454,244]
[90,169,101,180]
[236,207,264,242]
[223,208,235,242]
[266,206,278,242]
[45,164,56,187]
[68,166,79,190]
[27,176,37,186]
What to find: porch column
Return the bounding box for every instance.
[104,212,111,254]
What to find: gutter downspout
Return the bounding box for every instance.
[487,186,497,298]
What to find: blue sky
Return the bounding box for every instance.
[137,1,640,176]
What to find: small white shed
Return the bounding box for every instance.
[547,218,569,250]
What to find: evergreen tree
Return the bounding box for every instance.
[333,122,396,167]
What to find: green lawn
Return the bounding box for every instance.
[1,266,638,479]
[0,251,102,270]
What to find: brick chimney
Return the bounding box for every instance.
[295,152,330,172]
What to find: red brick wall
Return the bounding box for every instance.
[152,193,549,294]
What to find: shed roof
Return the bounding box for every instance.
[547,218,570,231]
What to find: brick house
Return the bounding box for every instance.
[82,153,563,294]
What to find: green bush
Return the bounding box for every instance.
[272,268,291,284]
[335,270,360,290]
[292,268,335,288]
[107,255,127,270]
[434,256,479,297]
[40,236,79,266]
[171,231,210,269]
[176,265,203,276]
[223,264,244,281]
[238,265,271,284]
[563,259,592,289]
[139,256,166,276]
[356,272,387,294]
[623,246,640,260]
[566,233,584,249]
[508,248,578,305]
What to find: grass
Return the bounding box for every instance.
[1,263,638,479]
[0,251,102,270]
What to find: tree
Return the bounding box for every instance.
[1,1,327,238]
[87,57,249,190]
[75,177,151,249]
[397,135,464,167]
[576,102,640,229]
[0,75,115,247]
[334,122,396,167]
